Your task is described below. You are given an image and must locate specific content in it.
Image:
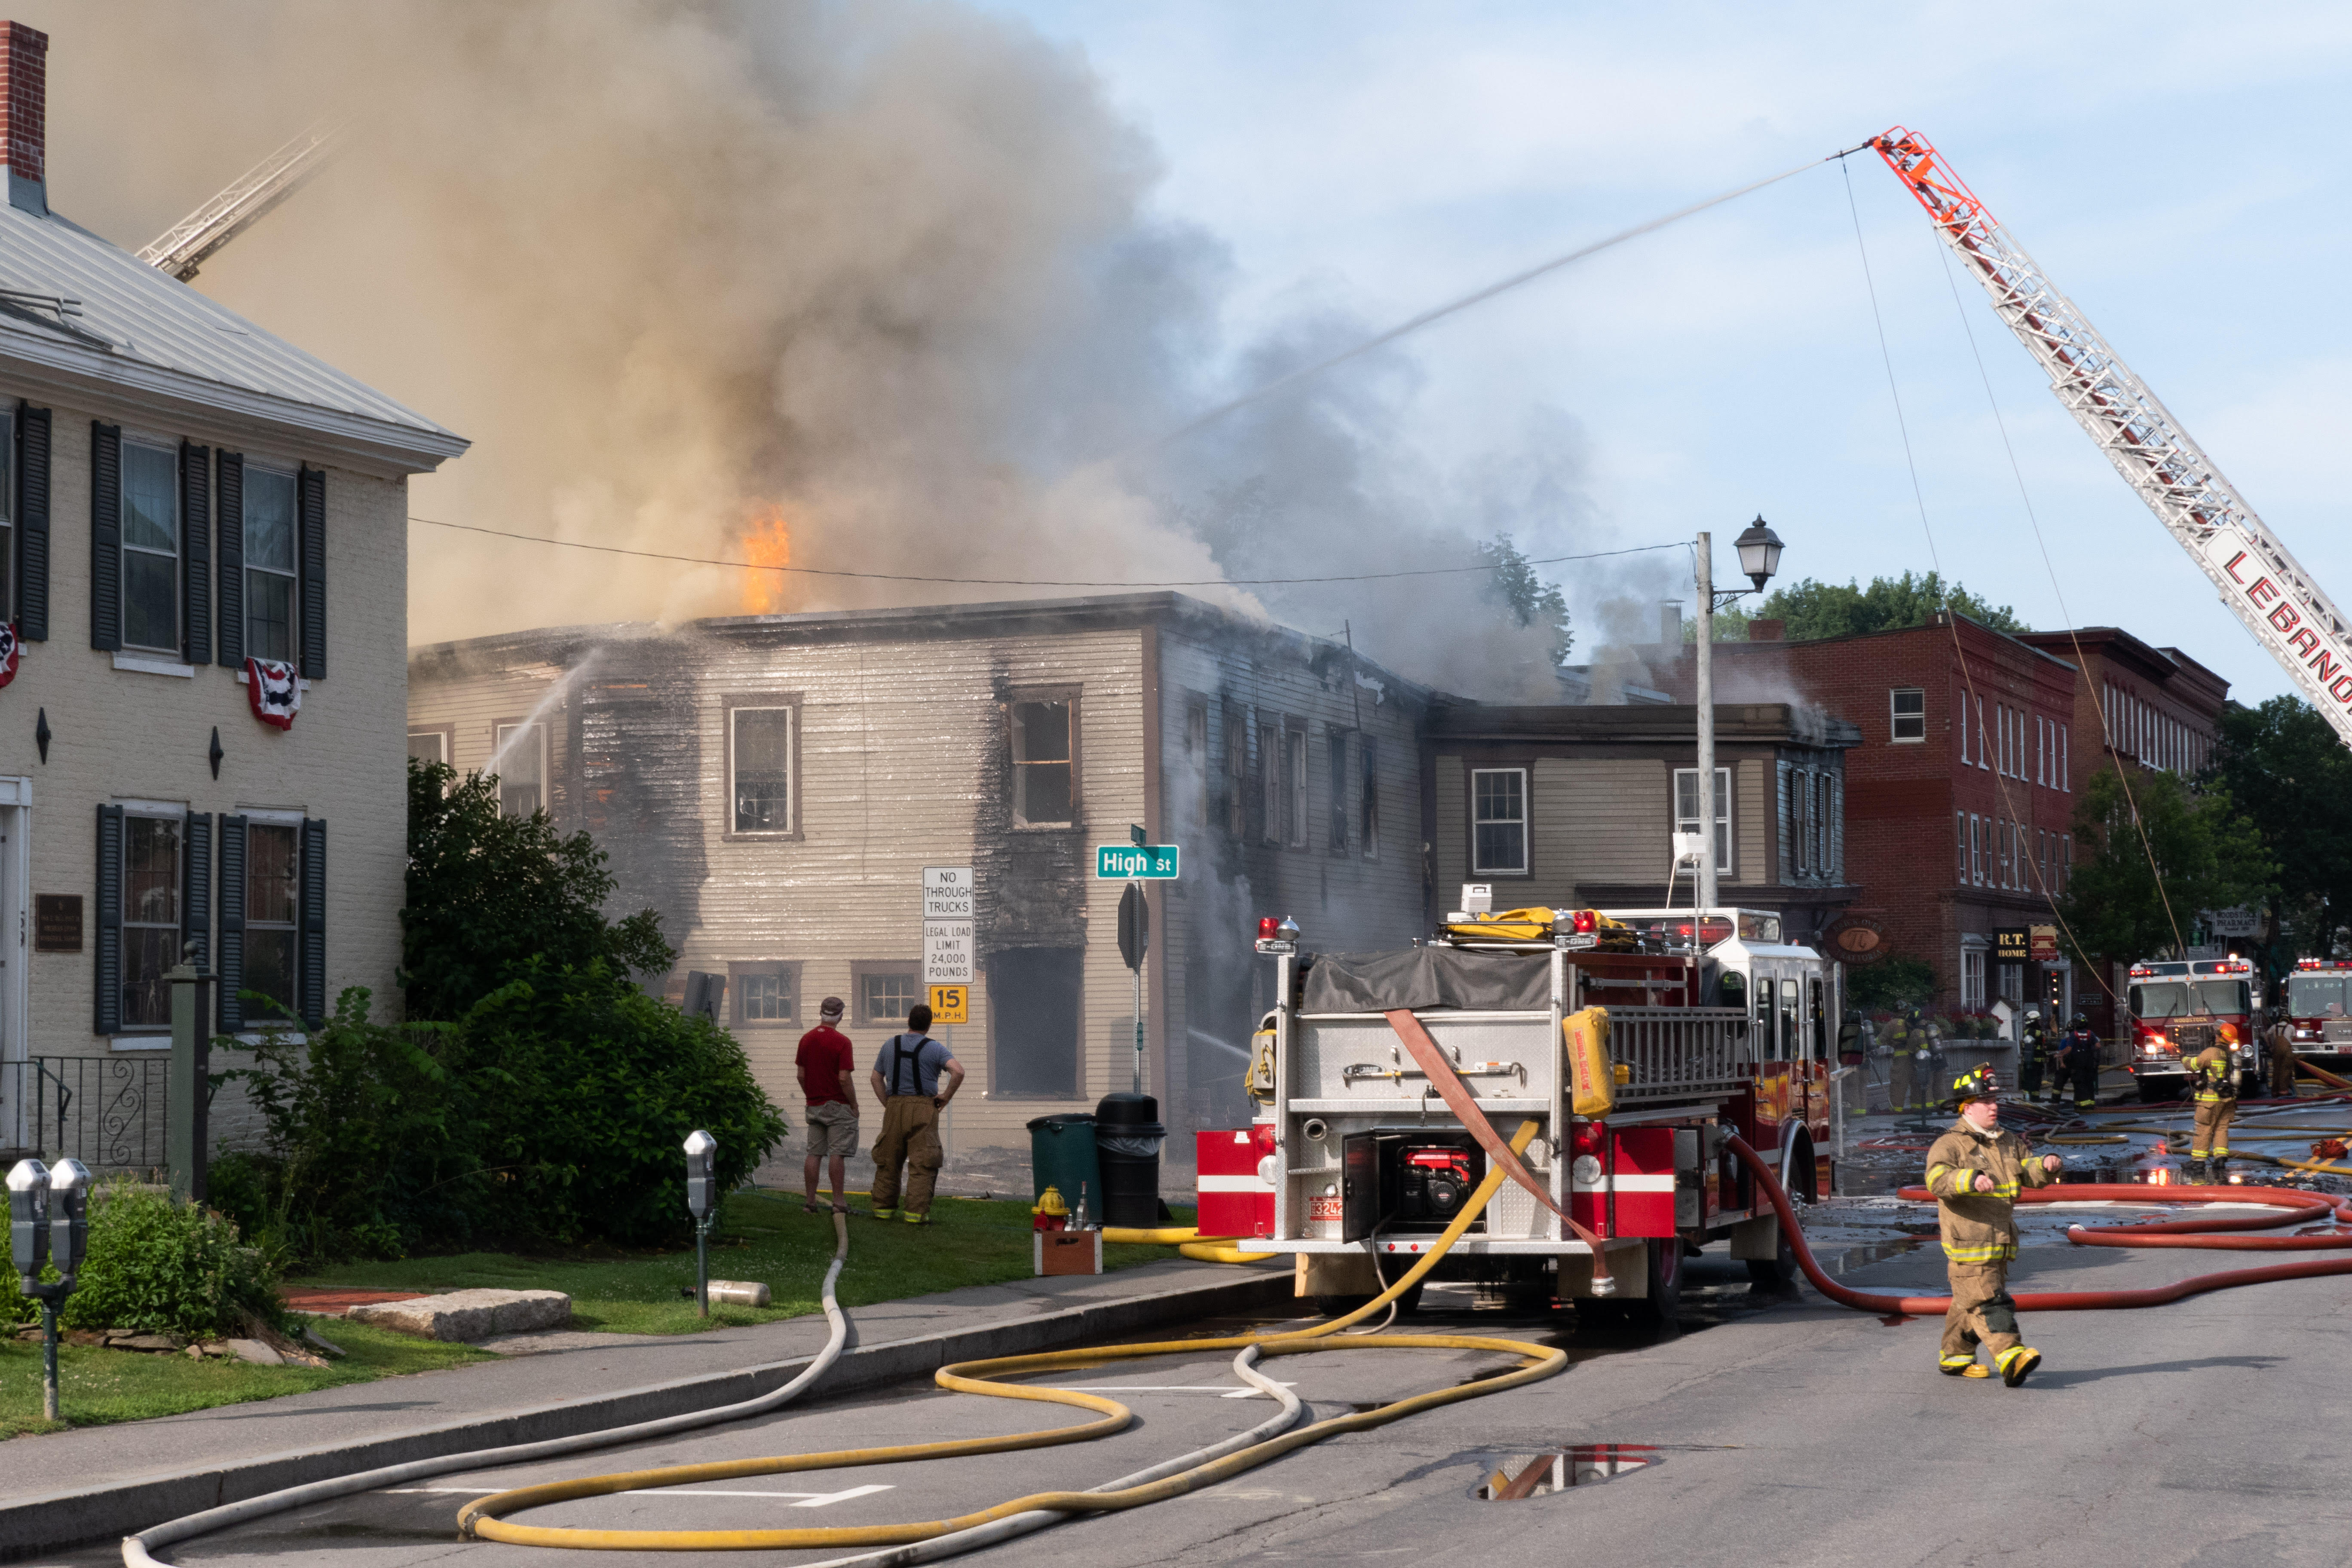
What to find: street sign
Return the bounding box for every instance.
[923,867,974,919]
[2030,923,2060,963]
[923,920,973,984]
[928,984,969,1025]
[1118,882,1149,971]
[2207,906,2260,938]
[1995,928,2029,963]
[1096,843,1178,879]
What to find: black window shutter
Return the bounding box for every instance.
[95,803,122,1034]
[217,815,245,1033]
[17,404,47,640]
[182,811,212,971]
[180,443,210,666]
[215,452,243,666]
[297,466,325,679]
[300,817,325,1027]
[89,422,120,652]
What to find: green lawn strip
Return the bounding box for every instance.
[288,1190,1213,1336]
[0,1320,492,1438]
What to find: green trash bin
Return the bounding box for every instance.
[1027,1113,1102,1219]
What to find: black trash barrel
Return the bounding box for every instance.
[1093,1093,1167,1228]
[1026,1113,1102,1218]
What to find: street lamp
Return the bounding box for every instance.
[1694,518,1786,910]
[683,1130,717,1318]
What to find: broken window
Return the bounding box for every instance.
[1011,699,1077,827]
[1472,767,1528,876]
[493,721,546,818]
[731,705,796,833]
[990,947,1081,1098]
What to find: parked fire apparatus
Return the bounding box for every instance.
[1227,903,1838,1326]
[2123,957,2258,1102]
[2284,958,2352,1062]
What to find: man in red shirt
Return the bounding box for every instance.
[797,996,861,1214]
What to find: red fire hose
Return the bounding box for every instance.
[1727,1134,2352,1314]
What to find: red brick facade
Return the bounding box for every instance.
[0,21,44,187]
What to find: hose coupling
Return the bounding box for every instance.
[1589,1274,1618,1297]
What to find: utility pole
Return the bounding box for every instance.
[1696,533,1718,911]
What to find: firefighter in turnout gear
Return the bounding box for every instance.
[2266,1008,2298,1099]
[2058,1013,2101,1109]
[1890,1008,1934,1112]
[2185,1041,2239,1166]
[1924,1065,2061,1385]
[2017,1009,2047,1100]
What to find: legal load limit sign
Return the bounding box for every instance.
[1096,844,1178,879]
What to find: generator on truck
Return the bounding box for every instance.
[1226,904,1840,1326]
[2123,958,2259,1102]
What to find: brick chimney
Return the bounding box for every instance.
[1749,618,1785,642]
[0,21,46,216]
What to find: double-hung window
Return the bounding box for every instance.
[1472,767,1529,876]
[121,441,179,654]
[1890,688,1925,742]
[729,703,796,834]
[494,721,547,818]
[1011,698,1077,826]
[242,466,297,662]
[243,821,299,1020]
[1674,766,1732,876]
[121,812,181,1029]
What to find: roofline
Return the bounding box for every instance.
[0,326,468,477]
[410,591,1433,703]
[1699,611,2081,672]
[2015,625,2229,696]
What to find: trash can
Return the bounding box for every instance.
[1027,1113,1102,1220]
[1093,1093,1167,1228]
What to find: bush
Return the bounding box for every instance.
[1848,952,1938,1014]
[49,1183,282,1338]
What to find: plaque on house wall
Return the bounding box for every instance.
[34,894,81,952]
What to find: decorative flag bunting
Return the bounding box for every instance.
[0,622,19,690]
[246,657,299,730]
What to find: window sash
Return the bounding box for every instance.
[1011,700,1076,826]
[494,722,546,818]
[1360,735,1379,860]
[1471,767,1528,876]
[1673,766,1732,873]
[1327,731,1348,852]
[1890,687,1925,742]
[731,706,795,834]
[738,969,796,1024]
[121,814,181,1029]
[861,971,919,1026]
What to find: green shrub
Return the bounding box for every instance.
[55,1183,281,1338]
[1848,952,1938,1014]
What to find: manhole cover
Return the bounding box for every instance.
[1471,1444,1662,1500]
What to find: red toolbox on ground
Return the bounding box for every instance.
[1197,1126,1277,1237]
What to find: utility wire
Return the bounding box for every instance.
[407,515,1685,588]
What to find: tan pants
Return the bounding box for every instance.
[871,1096,943,1216]
[2192,1098,2236,1158]
[2272,1050,2298,1098]
[1941,1259,2021,1362]
[1891,1052,1916,1110]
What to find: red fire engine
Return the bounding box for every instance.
[2124,957,2257,1102]
[2285,958,2352,1062]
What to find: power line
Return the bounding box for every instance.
[407,514,1686,588]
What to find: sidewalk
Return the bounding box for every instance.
[0,1256,1293,1558]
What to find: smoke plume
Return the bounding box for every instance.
[32,0,1616,698]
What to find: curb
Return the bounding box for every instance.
[0,1266,1295,1561]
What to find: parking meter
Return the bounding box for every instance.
[683,1130,717,1317]
[8,1158,47,1289]
[46,1159,89,1285]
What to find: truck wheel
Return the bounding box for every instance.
[1627,1239,1684,1329]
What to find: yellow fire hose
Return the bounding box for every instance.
[456,1121,1568,1553]
[1101,1225,1279,1265]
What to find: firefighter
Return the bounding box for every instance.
[1924,1064,2061,1385]
[2184,1037,2238,1167]
[2063,1013,2102,1109]
[1890,1008,1932,1112]
[2266,1006,2299,1099]
[2017,1008,2046,1100]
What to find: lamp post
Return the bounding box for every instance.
[1694,516,1785,910]
[683,1130,716,1318]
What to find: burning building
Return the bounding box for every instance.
[408,591,1430,1171]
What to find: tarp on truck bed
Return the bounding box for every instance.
[1300,947,1550,1014]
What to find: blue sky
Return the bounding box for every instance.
[972,0,2352,704]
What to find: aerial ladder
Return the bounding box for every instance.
[135,120,343,283]
[1872,129,2352,749]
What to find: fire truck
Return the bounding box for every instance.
[2284,958,2352,1062]
[2123,957,2259,1102]
[1228,903,1837,1327]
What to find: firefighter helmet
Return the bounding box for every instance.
[2069,1013,2088,1029]
[1952,1063,2000,1105]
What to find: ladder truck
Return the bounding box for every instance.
[1871,129,2352,748]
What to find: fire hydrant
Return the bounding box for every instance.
[1032,1185,1069,1233]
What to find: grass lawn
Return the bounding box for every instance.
[0,1320,491,1438]
[288,1189,1209,1336]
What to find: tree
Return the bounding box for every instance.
[1688,571,2027,642]
[1847,951,1938,1013]
[1478,534,1573,662]
[403,760,674,1020]
[2213,694,2352,968]
[2058,766,2273,968]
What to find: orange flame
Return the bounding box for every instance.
[739,505,795,614]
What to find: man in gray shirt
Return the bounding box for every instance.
[868,1004,965,1223]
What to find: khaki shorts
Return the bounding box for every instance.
[805,1101,860,1161]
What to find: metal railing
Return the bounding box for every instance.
[0,1057,170,1170]
[1608,1007,1751,1103]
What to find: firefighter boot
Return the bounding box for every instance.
[1996,1345,2042,1387]
[1940,1355,1991,1379]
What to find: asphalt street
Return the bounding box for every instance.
[43,1215,2352,1568]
